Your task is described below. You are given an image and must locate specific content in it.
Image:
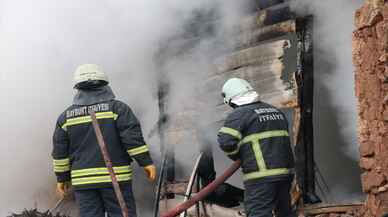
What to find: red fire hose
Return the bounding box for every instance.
[160,160,242,217]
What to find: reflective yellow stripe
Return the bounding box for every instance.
[219,127,242,140]
[71,165,132,178]
[61,112,118,130]
[53,158,70,166]
[241,130,288,144]
[252,140,267,171]
[243,168,291,181]
[127,145,149,156]
[72,173,132,186]
[54,165,70,173]
[238,130,289,164]
[240,130,290,181]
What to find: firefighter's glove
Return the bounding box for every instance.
[56,182,70,198]
[144,165,157,182]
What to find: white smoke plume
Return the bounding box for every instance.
[0,0,367,214]
[290,0,364,202]
[0,0,247,215]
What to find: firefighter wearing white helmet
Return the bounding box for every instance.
[73,64,109,89]
[218,78,296,217]
[222,78,259,106]
[52,64,156,217]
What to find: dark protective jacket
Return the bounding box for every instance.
[218,101,294,183]
[52,89,153,190]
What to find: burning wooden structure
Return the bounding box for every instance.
[155,0,329,216]
[156,0,388,216]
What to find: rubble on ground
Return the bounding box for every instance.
[7,209,70,217]
[303,204,364,217]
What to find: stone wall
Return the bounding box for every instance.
[353,0,388,216]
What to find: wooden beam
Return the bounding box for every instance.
[303,204,363,216]
[206,61,284,91]
[214,40,290,73]
[234,19,296,49]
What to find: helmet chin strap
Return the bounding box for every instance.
[229,102,238,109]
[224,98,238,108]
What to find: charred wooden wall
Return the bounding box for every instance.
[353,0,388,216]
[160,0,318,209]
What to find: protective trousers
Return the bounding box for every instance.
[74,183,137,217]
[244,177,296,217]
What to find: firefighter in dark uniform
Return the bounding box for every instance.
[218,78,296,217]
[52,64,156,217]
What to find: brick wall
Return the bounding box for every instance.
[353,0,388,216]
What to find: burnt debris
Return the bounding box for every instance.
[7,209,70,217]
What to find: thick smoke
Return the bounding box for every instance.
[0,0,247,216]
[0,0,366,215]
[155,1,252,187]
[290,0,364,202]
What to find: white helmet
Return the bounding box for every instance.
[222,78,255,105]
[73,64,108,88]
